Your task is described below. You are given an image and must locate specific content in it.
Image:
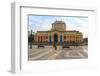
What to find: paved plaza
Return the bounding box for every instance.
[28,45,88,60]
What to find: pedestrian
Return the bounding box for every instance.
[53,42,57,50]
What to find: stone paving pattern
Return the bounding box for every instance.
[28,46,88,60]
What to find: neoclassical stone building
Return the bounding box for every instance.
[34,21,83,45]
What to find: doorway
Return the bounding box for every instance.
[54,34,58,44]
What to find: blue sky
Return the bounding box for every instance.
[28,15,88,38]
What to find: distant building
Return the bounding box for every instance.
[33,20,83,45]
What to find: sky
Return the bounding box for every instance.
[28,15,88,38]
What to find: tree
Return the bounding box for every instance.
[28,30,33,49]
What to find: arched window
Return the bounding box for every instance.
[41,36,42,42]
[49,35,52,44]
[38,36,40,42]
[46,36,48,39]
[64,36,66,40]
[60,35,62,44]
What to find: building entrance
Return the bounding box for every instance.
[54,34,58,44]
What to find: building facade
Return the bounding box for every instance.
[34,21,83,45]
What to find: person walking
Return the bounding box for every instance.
[53,42,57,50]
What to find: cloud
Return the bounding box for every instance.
[65,17,88,38]
[28,15,88,38]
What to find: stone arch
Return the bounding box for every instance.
[54,34,58,44]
